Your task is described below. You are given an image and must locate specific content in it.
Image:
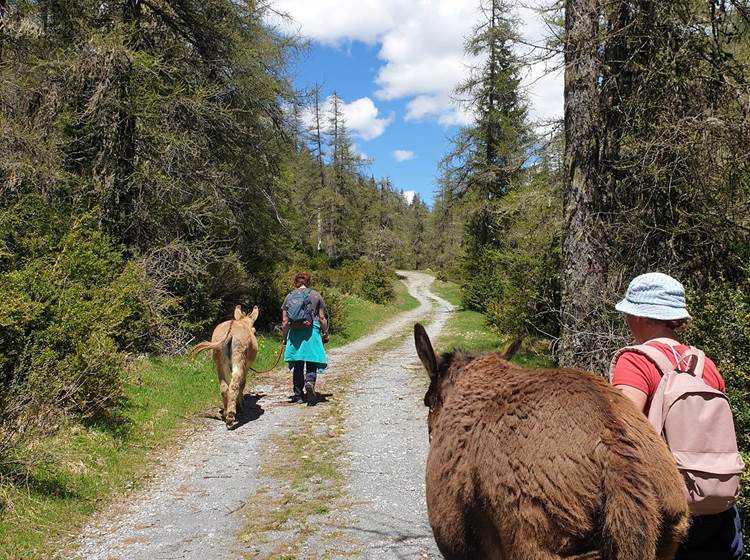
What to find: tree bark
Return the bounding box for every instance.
[559,0,608,372]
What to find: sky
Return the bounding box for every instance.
[273,0,564,205]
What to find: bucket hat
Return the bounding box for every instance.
[615,272,691,321]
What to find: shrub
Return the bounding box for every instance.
[0,215,168,421]
[461,179,561,341]
[683,273,750,526]
[322,288,348,336]
[275,257,395,306]
[330,260,395,304]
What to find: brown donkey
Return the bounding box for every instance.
[414,324,689,560]
[191,305,259,428]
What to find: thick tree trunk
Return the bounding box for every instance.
[559,0,609,372]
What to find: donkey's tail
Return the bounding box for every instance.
[190,322,234,357]
[190,340,227,356]
[599,435,661,560]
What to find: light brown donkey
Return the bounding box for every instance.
[191,305,259,428]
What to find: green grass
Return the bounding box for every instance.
[393,274,420,312]
[0,357,218,559]
[0,274,420,559]
[432,279,553,368]
[431,278,462,306]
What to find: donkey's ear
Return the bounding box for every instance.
[500,338,522,361]
[234,305,244,320]
[248,305,259,323]
[414,323,438,380]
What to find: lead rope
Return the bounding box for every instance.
[249,341,285,374]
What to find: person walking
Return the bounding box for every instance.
[610,272,744,560]
[281,271,329,405]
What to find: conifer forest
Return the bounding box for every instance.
[1,0,750,556]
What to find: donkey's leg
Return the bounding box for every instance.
[213,348,230,419]
[238,348,256,406]
[236,370,247,413]
[225,341,247,426]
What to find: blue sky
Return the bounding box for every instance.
[290,42,459,204]
[275,0,563,206]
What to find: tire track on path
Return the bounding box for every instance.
[72,271,446,560]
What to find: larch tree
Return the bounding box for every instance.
[446,0,529,199]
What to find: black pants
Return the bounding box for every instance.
[676,506,743,560]
[291,361,318,397]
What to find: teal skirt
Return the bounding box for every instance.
[284,321,327,367]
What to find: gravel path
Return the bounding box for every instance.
[72,271,450,560]
[330,281,453,559]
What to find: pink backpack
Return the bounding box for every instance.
[609,340,745,515]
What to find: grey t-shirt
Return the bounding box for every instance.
[282,289,326,319]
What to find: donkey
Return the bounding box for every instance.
[414,323,689,560]
[191,305,259,428]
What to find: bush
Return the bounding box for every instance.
[322,288,348,336]
[329,260,395,304]
[684,273,750,526]
[461,179,561,340]
[275,258,396,306]
[0,215,168,421]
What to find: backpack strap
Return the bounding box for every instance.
[650,338,706,378]
[676,347,706,378]
[608,344,675,383]
[609,342,706,383]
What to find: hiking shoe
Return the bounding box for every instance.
[304,381,317,406]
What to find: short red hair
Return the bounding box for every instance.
[292,271,311,288]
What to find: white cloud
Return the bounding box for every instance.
[403,190,416,204]
[393,149,416,162]
[300,96,393,141]
[271,0,407,45]
[405,94,474,127]
[341,97,394,140]
[275,1,563,127]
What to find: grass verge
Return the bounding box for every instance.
[0,277,419,559]
[431,279,553,368]
[0,357,217,559]
[329,275,419,347]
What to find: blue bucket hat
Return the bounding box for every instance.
[615,272,691,321]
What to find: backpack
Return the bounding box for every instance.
[286,288,314,329]
[609,340,745,515]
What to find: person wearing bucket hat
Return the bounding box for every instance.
[611,272,743,560]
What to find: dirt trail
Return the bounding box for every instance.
[324,280,452,559]
[72,271,451,560]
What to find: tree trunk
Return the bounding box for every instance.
[486,1,497,178]
[313,88,325,193]
[559,0,608,372]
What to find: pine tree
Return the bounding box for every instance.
[409,194,430,270]
[446,0,529,199]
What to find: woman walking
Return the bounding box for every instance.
[610,272,744,560]
[281,271,329,405]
